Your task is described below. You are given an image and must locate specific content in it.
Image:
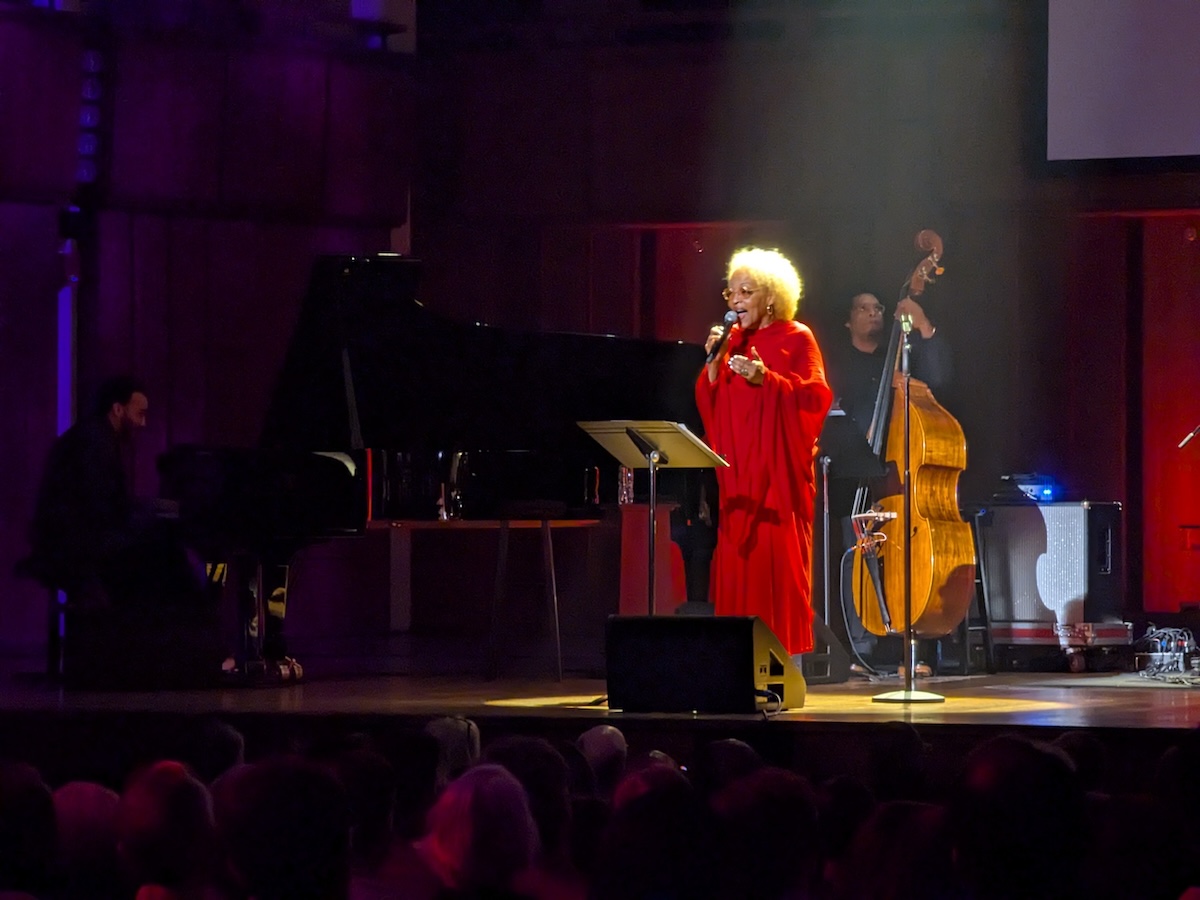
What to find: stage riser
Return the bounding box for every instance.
[0,708,1185,802]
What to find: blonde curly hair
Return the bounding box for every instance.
[726,247,803,322]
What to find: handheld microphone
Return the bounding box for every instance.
[706,310,739,364]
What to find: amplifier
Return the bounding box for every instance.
[980,501,1123,625]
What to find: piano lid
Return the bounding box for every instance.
[261,253,706,459]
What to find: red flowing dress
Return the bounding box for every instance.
[695,319,832,654]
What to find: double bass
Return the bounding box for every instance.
[850,230,976,639]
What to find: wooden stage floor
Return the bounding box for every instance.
[1,669,1199,731]
[1,662,1198,792]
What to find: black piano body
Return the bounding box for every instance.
[158,446,368,561]
[156,254,711,656]
[158,250,706,536]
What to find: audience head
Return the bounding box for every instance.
[1157,726,1200,795]
[687,737,764,799]
[482,735,571,861]
[711,766,822,900]
[830,800,955,900]
[54,780,122,898]
[1074,790,1192,900]
[214,755,351,900]
[556,739,599,798]
[1052,729,1110,792]
[868,721,930,802]
[424,716,481,789]
[187,717,246,785]
[383,730,442,841]
[816,774,877,863]
[418,763,539,893]
[612,760,691,812]
[330,747,397,867]
[117,760,218,892]
[0,761,56,896]
[948,734,1085,899]
[590,766,718,900]
[576,724,627,799]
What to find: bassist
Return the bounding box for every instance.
[824,291,954,671]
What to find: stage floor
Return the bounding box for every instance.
[2,661,1198,793]
[1,668,1198,732]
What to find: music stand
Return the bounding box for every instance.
[578,420,728,615]
[820,409,885,482]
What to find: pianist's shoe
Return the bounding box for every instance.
[218,654,303,684]
[270,655,304,682]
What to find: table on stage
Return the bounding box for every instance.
[368,518,601,681]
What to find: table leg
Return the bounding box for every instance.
[542,520,563,682]
[487,521,510,680]
[388,525,412,632]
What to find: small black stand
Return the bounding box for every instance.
[808,410,884,684]
[578,420,727,615]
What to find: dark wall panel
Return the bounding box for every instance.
[130,213,173,490]
[89,216,391,486]
[580,227,641,338]
[108,43,226,207]
[164,217,213,449]
[221,51,328,216]
[1062,216,1129,503]
[1,17,414,653]
[89,212,136,394]
[589,54,725,222]
[0,203,67,649]
[325,59,415,222]
[0,20,80,200]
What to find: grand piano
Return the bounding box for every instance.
[157,253,709,658]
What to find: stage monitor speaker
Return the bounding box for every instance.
[605,615,806,714]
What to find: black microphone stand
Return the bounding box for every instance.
[874,314,944,704]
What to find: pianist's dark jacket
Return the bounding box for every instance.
[22,415,134,595]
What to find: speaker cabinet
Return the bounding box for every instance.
[605,615,806,713]
[980,501,1123,624]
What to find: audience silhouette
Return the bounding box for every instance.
[1,716,1199,899]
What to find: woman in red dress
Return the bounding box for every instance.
[695,248,832,656]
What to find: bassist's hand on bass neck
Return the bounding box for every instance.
[895,296,937,340]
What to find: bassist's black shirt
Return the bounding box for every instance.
[824,332,952,437]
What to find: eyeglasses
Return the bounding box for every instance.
[722,286,761,301]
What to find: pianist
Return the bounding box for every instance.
[696,248,833,659]
[21,376,203,610]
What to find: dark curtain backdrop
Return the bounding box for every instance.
[0,12,405,649]
[6,3,1200,653]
